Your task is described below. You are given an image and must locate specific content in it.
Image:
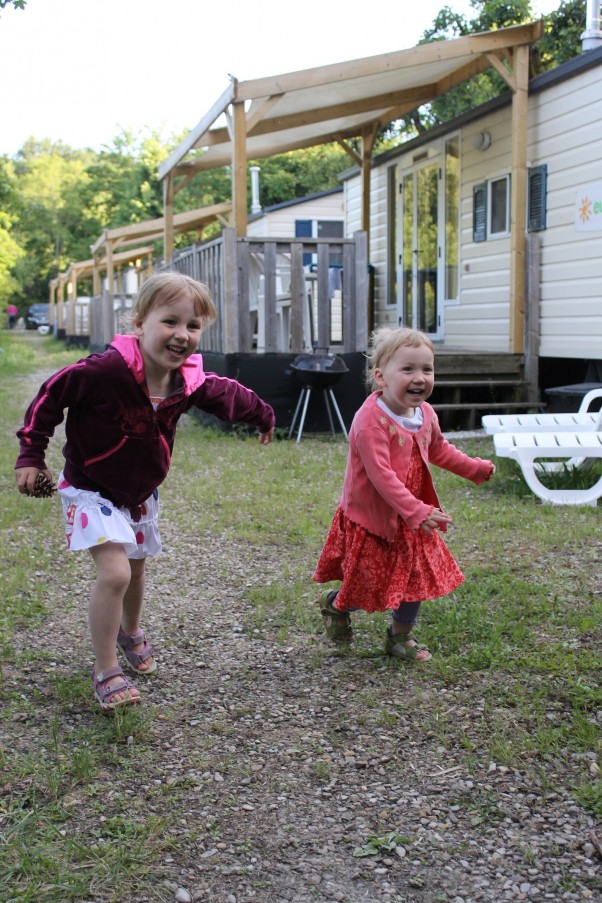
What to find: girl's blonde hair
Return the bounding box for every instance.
[129,272,217,329]
[366,327,435,390]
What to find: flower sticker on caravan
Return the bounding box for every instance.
[575,181,602,232]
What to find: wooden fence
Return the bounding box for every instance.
[87,228,369,354]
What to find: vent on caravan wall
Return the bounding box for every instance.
[582,0,602,51]
[412,151,429,163]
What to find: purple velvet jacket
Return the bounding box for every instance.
[340,392,494,540]
[16,334,275,508]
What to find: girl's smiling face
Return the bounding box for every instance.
[374,341,435,417]
[135,295,203,382]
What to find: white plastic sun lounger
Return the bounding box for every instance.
[493,430,602,506]
[482,388,602,435]
[483,388,602,473]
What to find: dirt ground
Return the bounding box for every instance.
[2,348,601,902]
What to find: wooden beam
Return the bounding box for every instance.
[158,81,236,179]
[173,169,196,197]
[435,56,491,94]
[205,85,435,145]
[335,137,361,166]
[246,94,285,133]
[163,172,174,264]
[509,43,529,354]
[105,240,115,294]
[232,101,248,237]
[234,22,543,101]
[90,228,109,257]
[486,51,516,90]
[361,125,378,258]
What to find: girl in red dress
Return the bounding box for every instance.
[313,327,495,661]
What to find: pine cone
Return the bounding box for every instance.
[28,473,57,498]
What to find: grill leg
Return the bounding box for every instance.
[327,388,348,440]
[296,387,312,443]
[288,387,306,439]
[323,389,336,435]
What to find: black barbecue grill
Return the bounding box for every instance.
[288,350,349,442]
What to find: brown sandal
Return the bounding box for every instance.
[318,591,353,644]
[92,666,141,712]
[384,628,432,662]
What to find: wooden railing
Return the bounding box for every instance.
[169,228,369,354]
[87,228,369,354]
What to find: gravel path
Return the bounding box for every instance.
[7,518,600,903]
[3,355,601,903]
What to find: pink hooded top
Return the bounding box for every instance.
[16,334,275,509]
[340,392,494,540]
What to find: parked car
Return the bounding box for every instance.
[26,303,50,330]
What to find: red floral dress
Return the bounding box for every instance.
[313,437,464,613]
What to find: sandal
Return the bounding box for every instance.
[117,627,157,675]
[318,590,353,644]
[384,628,432,662]
[92,666,141,712]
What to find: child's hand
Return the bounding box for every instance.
[15,466,54,496]
[419,507,453,535]
[485,462,496,480]
[258,427,274,445]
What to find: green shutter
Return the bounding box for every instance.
[473,182,487,242]
[527,165,547,232]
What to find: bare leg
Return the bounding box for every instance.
[89,542,140,703]
[120,557,155,672]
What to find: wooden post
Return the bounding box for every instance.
[232,102,248,237]
[222,227,239,353]
[361,126,376,259]
[163,173,174,264]
[237,239,252,352]
[354,231,369,352]
[102,291,114,347]
[106,241,114,295]
[263,241,278,352]
[48,279,57,328]
[525,233,540,404]
[290,242,305,353]
[509,44,529,354]
[342,242,356,353]
[316,242,330,348]
[92,256,101,295]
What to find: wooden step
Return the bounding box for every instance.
[433,401,545,412]
[434,379,526,389]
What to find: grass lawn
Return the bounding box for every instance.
[1,331,600,901]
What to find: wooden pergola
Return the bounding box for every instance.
[159,21,543,353]
[89,202,232,294]
[51,247,155,305]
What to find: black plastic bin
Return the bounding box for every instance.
[545,382,602,413]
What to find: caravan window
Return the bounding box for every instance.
[489,176,510,237]
[473,169,547,241]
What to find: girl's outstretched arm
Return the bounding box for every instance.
[258,427,274,445]
[15,466,54,496]
[419,506,453,536]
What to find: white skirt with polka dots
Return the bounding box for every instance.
[57,473,162,559]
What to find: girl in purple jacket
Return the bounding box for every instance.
[16,273,275,711]
[314,327,494,661]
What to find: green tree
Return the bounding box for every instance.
[0,158,25,308]
[390,0,586,136]
[537,0,586,67]
[249,144,350,208]
[11,140,95,302]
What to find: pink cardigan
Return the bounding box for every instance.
[340,392,493,540]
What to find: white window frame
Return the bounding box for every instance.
[488,174,510,238]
